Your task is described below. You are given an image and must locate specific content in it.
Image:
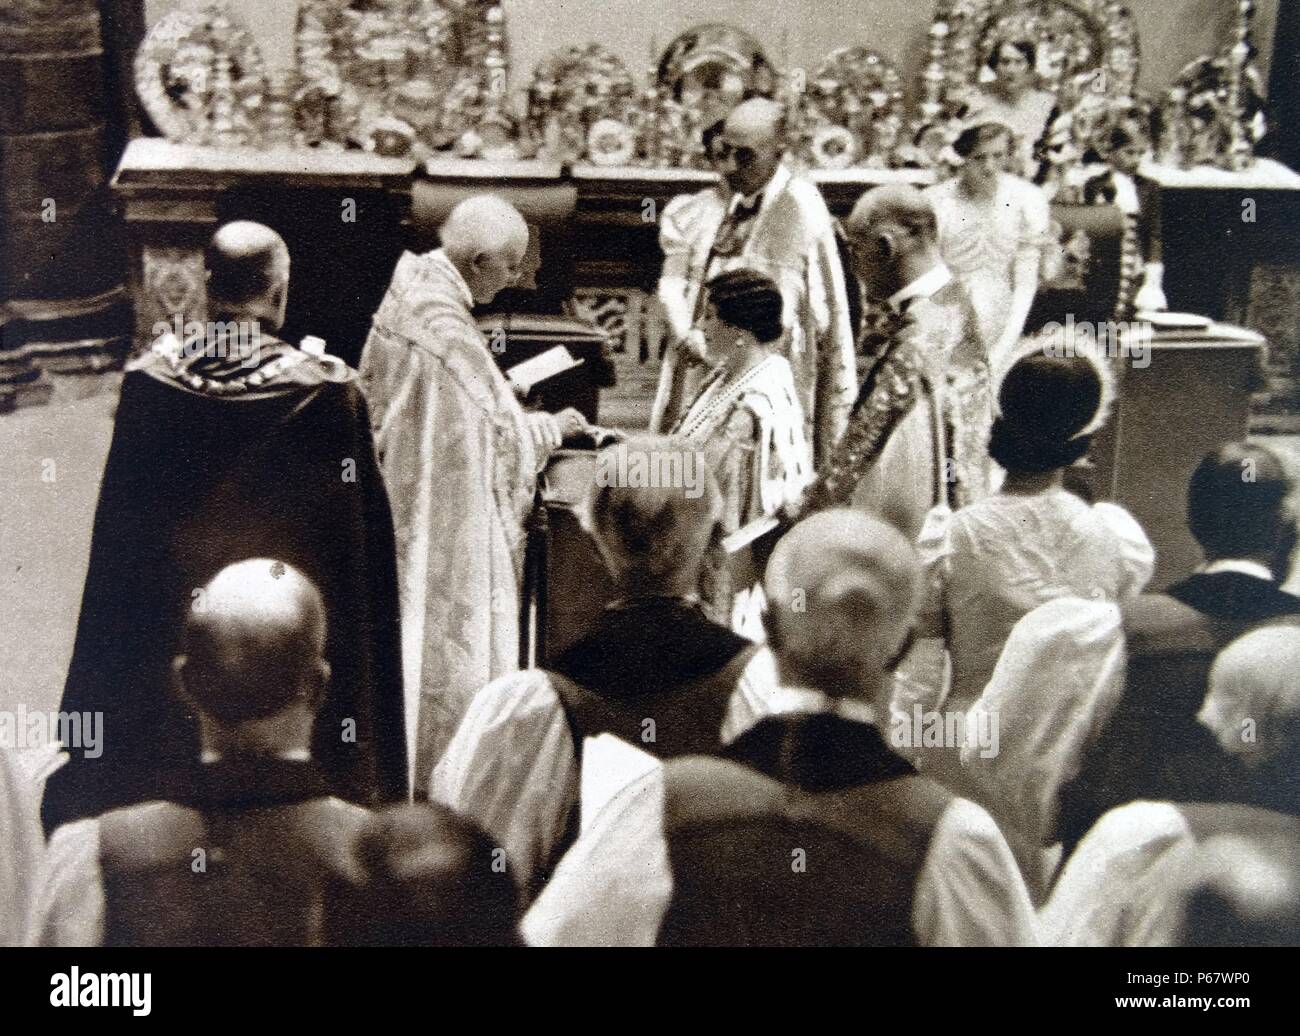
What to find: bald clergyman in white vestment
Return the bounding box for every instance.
[652,98,857,466]
[361,195,581,793]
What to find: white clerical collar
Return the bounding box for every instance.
[429,248,474,310]
[888,263,953,309]
[767,685,878,726]
[730,162,792,216]
[200,748,312,764]
[1202,558,1275,581]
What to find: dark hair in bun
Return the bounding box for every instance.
[988,352,1105,474]
[705,268,784,344]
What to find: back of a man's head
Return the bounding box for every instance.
[1187,442,1293,568]
[1202,626,1300,776]
[206,221,290,317]
[847,183,939,249]
[762,509,922,698]
[178,558,328,728]
[439,194,528,265]
[584,435,723,593]
[332,803,521,946]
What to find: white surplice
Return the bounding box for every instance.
[930,597,1130,852]
[429,648,780,896]
[1,749,43,946]
[1041,801,1300,946]
[360,249,539,792]
[522,708,1038,947]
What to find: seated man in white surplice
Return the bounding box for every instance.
[361,195,584,793]
[431,435,778,901]
[1041,626,1300,946]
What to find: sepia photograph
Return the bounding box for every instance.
[1,0,1298,1011]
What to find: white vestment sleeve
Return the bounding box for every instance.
[429,671,577,896]
[30,819,105,947]
[1039,802,1192,946]
[720,646,781,744]
[522,766,672,947]
[0,749,43,946]
[912,798,1039,946]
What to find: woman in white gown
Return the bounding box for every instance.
[962,39,1057,179]
[926,122,1051,374]
[919,346,1154,709]
[672,269,813,638]
[926,123,1051,503]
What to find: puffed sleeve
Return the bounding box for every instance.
[1092,502,1156,598]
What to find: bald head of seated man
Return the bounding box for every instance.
[522,511,1038,947]
[430,435,778,901]
[32,560,383,947]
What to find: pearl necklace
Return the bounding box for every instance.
[675,355,778,443]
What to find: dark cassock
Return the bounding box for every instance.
[41,334,407,834]
[33,756,371,946]
[1056,566,1300,852]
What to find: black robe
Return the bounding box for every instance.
[42,340,407,833]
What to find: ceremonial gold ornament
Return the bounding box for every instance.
[657,24,776,131]
[1161,0,1266,171]
[810,125,858,170]
[587,119,637,167]
[135,1,266,145]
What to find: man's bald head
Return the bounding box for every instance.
[724,97,785,143]
[763,510,922,698]
[206,221,290,325]
[440,194,529,305]
[717,97,786,198]
[179,558,328,726]
[845,184,941,302]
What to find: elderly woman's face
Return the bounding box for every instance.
[994,44,1032,91]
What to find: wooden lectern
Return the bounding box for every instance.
[1090,322,1266,590]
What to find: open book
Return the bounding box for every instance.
[506,345,584,395]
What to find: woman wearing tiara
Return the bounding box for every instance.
[672,269,813,637]
[918,347,1155,710]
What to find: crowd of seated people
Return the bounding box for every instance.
[6,192,1300,947]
